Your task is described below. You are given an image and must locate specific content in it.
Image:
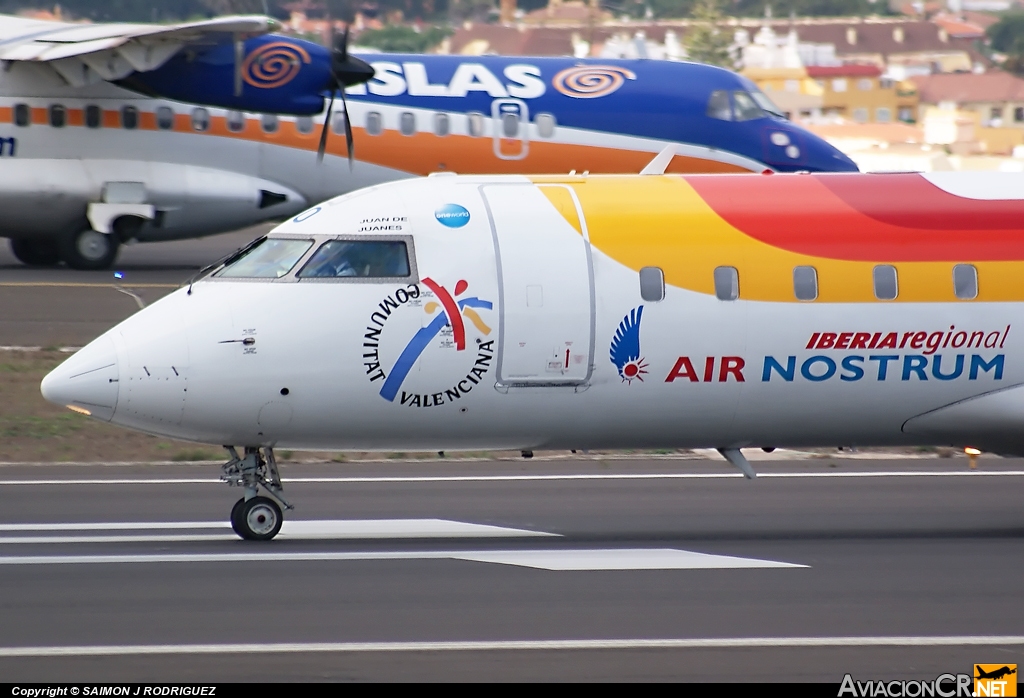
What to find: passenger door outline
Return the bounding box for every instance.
[481,183,596,389]
[491,99,529,161]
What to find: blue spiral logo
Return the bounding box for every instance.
[243,41,310,90]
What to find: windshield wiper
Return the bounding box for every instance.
[186,235,267,295]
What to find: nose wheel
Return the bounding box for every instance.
[221,446,292,541]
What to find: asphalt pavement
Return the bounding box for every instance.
[0,457,1020,681]
[0,227,268,347]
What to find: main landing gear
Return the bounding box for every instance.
[220,446,293,541]
[10,238,60,266]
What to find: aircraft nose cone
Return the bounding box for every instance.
[40,335,120,421]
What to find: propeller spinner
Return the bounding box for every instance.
[318,28,375,166]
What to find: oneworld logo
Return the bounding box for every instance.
[435,204,470,228]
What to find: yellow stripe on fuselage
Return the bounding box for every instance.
[533,175,1024,303]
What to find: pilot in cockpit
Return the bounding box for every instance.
[299,240,410,279]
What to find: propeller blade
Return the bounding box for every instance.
[317,88,335,163]
[317,24,372,165]
[340,88,354,170]
[336,25,349,60]
[233,34,244,97]
[330,24,374,88]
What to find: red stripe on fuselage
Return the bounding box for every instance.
[685,173,1024,262]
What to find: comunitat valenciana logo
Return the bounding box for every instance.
[434,204,470,228]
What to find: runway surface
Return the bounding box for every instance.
[0,227,268,346]
[0,457,1021,681]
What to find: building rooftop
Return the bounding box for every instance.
[807,64,883,77]
[912,71,1024,104]
[445,17,979,60]
[806,122,925,144]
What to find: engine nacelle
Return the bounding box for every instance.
[119,35,333,116]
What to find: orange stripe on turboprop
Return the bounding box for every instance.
[686,173,1024,262]
[1,101,754,176]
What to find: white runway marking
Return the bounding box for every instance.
[0,534,235,544]
[0,522,229,531]
[455,548,803,571]
[0,519,555,544]
[1,471,1023,486]
[278,519,555,540]
[0,548,804,570]
[0,636,1021,657]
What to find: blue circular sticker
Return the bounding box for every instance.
[434,203,470,228]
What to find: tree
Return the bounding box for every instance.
[199,0,270,14]
[988,13,1024,55]
[684,0,732,67]
[986,13,1024,75]
[355,23,451,52]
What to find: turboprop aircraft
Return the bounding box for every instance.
[0,12,857,270]
[41,168,1022,540]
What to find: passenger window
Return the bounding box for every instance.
[296,116,314,134]
[793,266,818,301]
[13,103,30,127]
[873,265,898,300]
[714,266,739,301]
[298,240,411,279]
[85,105,101,129]
[953,264,978,300]
[366,111,383,136]
[261,113,278,133]
[706,90,731,121]
[399,111,416,136]
[639,266,665,302]
[501,112,519,138]
[121,105,139,130]
[467,111,485,137]
[332,111,347,135]
[226,111,245,132]
[536,112,556,138]
[190,108,209,132]
[732,91,765,121]
[49,104,66,128]
[434,112,450,136]
[215,238,313,279]
[156,106,174,130]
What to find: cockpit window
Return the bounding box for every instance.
[706,90,732,121]
[748,89,786,119]
[298,240,410,279]
[214,238,312,278]
[732,91,765,121]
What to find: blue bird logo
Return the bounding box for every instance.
[610,306,648,383]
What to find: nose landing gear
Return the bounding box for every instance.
[221,446,293,541]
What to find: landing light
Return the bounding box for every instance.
[965,447,981,470]
[66,405,91,416]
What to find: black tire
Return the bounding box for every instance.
[237,496,283,541]
[57,228,119,270]
[10,238,60,266]
[230,497,246,538]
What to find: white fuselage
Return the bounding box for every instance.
[0,63,407,242]
[41,175,1020,454]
